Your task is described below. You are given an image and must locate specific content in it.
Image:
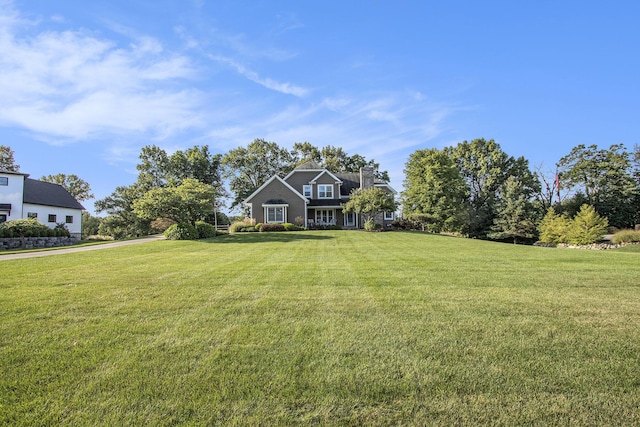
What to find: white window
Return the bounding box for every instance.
[303,185,312,198]
[0,177,7,186]
[28,212,37,219]
[315,209,335,225]
[266,207,285,223]
[318,184,333,199]
[384,211,395,220]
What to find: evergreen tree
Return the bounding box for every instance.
[538,207,571,245]
[488,176,538,244]
[567,204,608,245]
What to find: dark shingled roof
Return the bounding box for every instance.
[307,199,343,207]
[23,179,85,210]
[335,172,389,196]
[335,173,360,196]
[295,161,323,169]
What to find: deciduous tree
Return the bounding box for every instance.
[0,145,19,172]
[291,143,390,181]
[96,145,223,238]
[447,138,538,238]
[222,139,296,209]
[342,187,397,227]
[40,173,94,202]
[81,211,102,238]
[558,144,638,228]
[95,183,151,238]
[402,148,468,233]
[133,179,216,225]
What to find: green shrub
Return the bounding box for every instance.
[164,223,198,240]
[283,223,303,231]
[229,219,256,233]
[195,221,217,239]
[2,218,50,237]
[54,223,71,237]
[566,204,608,245]
[364,219,381,231]
[259,223,286,232]
[98,215,148,240]
[255,223,263,231]
[0,226,13,238]
[611,229,640,244]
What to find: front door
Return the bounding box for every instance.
[344,212,355,227]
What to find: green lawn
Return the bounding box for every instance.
[1,231,639,425]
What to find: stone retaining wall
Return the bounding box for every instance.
[0,236,79,250]
[535,241,639,250]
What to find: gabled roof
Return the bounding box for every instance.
[310,170,343,184]
[23,179,85,210]
[283,164,325,181]
[243,175,308,204]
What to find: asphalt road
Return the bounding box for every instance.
[0,235,165,261]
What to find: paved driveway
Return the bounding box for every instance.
[0,235,165,261]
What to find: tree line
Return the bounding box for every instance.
[402,138,640,243]
[3,139,639,243]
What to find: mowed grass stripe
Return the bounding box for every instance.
[1,231,639,425]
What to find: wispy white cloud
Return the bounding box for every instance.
[0,2,203,144]
[201,90,456,165]
[0,0,462,195]
[209,54,309,97]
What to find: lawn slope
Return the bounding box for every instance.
[1,231,639,425]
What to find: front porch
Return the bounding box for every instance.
[306,207,359,229]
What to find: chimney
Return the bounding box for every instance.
[359,166,374,190]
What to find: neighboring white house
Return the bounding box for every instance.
[0,170,84,238]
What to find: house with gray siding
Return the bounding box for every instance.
[243,162,396,229]
[0,170,84,238]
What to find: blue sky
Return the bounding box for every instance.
[2,0,639,214]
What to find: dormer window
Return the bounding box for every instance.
[303,185,312,198]
[318,184,333,199]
